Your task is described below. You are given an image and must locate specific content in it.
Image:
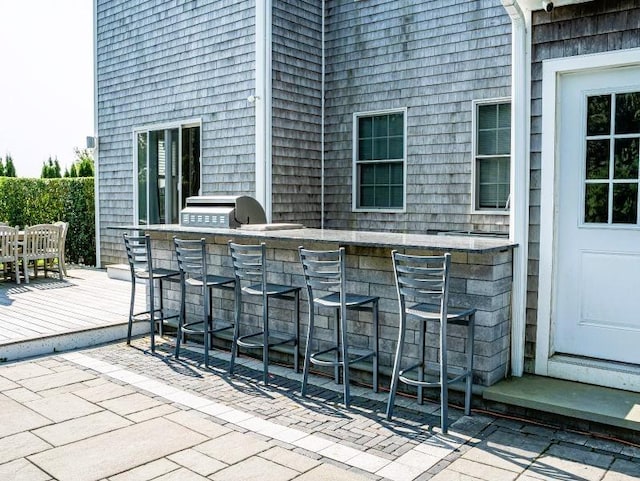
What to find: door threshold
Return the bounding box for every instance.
[547,354,640,392]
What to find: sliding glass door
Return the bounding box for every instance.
[135,123,200,225]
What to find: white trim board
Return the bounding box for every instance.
[535,47,640,384]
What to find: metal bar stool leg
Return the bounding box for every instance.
[229,285,241,375]
[372,299,379,393]
[465,313,475,416]
[386,311,406,420]
[340,302,351,408]
[149,277,156,353]
[262,294,270,385]
[440,314,449,433]
[294,290,300,373]
[127,277,136,345]
[301,308,315,396]
[175,274,186,359]
[417,318,426,405]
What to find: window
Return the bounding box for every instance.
[353,109,406,211]
[135,122,201,225]
[473,100,511,212]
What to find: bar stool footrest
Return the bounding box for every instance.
[309,346,375,367]
[237,331,296,349]
[132,308,180,322]
[182,319,234,336]
[399,363,471,388]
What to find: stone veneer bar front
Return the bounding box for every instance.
[116,225,515,388]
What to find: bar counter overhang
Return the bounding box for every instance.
[113,224,516,388]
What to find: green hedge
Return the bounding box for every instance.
[0,177,95,266]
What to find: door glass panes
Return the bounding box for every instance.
[587,95,611,135]
[356,111,404,209]
[136,124,201,225]
[615,92,640,135]
[585,140,609,179]
[584,92,640,225]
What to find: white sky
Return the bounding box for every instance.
[0,0,93,178]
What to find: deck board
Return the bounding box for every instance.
[0,268,146,346]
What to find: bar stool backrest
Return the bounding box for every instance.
[392,251,451,320]
[123,234,153,276]
[298,247,345,299]
[174,237,207,279]
[228,242,267,287]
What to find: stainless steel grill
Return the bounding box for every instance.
[180,195,267,228]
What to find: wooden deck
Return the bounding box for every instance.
[0,268,147,362]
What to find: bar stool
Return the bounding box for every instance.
[298,246,379,408]
[228,241,300,385]
[123,233,180,353]
[173,237,235,368]
[386,251,475,433]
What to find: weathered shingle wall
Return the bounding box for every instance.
[526,1,640,372]
[323,0,512,233]
[272,0,323,227]
[96,0,256,265]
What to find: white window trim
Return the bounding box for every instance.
[471,97,511,215]
[352,107,407,213]
[132,118,202,226]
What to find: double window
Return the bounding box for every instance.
[135,122,201,225]
[473,100,511,212]
[353,109,406,211]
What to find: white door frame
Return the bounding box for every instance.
[536,47,640,390]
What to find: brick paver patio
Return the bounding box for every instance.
[1,336,639,481]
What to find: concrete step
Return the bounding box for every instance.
[483,374,640,433]
[106,264,130,281]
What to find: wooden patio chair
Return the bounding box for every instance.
[52,221,69,276]
[20,224,63,283]
[0,225,20,284]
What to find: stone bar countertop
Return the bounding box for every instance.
[115,224,516,254]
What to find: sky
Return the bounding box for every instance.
[0,0,93,178]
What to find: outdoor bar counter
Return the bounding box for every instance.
[124,224,515,387]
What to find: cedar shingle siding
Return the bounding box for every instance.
[97,0,255,264]
[96,0,512,264]
[526,0,640,372]
[323,1,511,233]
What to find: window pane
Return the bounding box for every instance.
[390,162,403,183]
[375,163,390,184]
[479,183,498,209]
[584,183,609,223]
[612,183,638,224]
[137,133,148,225]
[360,186,374,207]
[373,115,388,137]
[181,126,200,209]
[614,138,639,180]
[478,129,496,155]
[478,104,497,130]
[358,117,373,138]
[496,127,511,155]
[585,139,610,179]
[587,95,611,136]
[359,139,373,161]
[373,138,388,160]
[388,113,404,136]
[388,137,403,159]
[360,164,375,184]
[390,186,403,207]
[615,92,640,135]
[374,185,390,207]
[498,103,511,128]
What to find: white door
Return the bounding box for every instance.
[554,66,640,365]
